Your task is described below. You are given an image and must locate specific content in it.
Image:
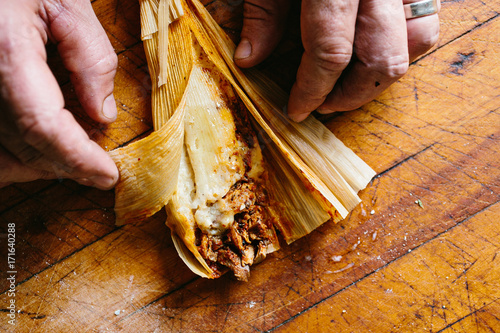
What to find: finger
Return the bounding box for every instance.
[319,0,409,112]
[234,0,290,68]
[287,0,359,122]
[0,7,118,189]
[0,145,54,183]
[0,144,100,187]
[42,0,118,123]
[1,109,118,190]
[405,0,440,61]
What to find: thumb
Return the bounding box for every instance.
[42,0,118,123]
[234,0,289,68]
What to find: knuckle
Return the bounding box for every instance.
[296,85,326,103]
[388,61,409,79]
[413,27,440,53]
[42,0,67,22]
[85,47,118,78]
[105,49,119,71]
[63,153,86,174]
[312,39,353,72]
[372,56,409,80]
[18,113,57,151]
[17,111,88,175]
[14,110,93,177]
[17,114,43,144]
[0,36,16,57]
[16,145,44,166]
[67,36,118,81]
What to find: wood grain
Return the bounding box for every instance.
[0,0,499,332]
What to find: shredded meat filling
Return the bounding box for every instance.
[196,179,275,281]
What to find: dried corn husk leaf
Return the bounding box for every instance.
[109,98,185,224]
[170,0,184,20]
[139,0,158,39]
[109,0,192,224]
[157,0,170,86]
[264,138,334,243]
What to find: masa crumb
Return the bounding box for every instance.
[415,199,424,208]
[331,255,343,262]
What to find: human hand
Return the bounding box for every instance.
[0,0,119,189]
[234,0,440,122]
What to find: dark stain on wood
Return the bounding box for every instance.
[450,51,475,75]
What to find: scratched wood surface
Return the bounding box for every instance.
[0,0,499,332]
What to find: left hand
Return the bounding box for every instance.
[0,0,119,189]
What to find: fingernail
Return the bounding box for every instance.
[77,178,97,188]
[288,112,309,123]
[235,39,252,60]
[89,175,116,190]
[102,94,117,121]
[316,108,330,114]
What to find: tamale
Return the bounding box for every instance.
[109,0,376,281]
[164,41,282,281]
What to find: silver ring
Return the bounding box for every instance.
[404,0,439,19]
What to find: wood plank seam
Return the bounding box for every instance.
[112,128,154,149]
[371,141,437,178]
[410,12,500,66]
[115,41,144,56]
[265,199,500,332]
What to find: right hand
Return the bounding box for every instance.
[234,0,440,122]
[0,0,119,190]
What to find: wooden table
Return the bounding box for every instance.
[1,0,499,332]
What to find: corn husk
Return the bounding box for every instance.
[110,0,376,278]
[108,0,191,223]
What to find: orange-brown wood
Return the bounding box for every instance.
[1,0,499,332]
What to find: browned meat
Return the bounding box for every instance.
[241,245,255,266]
[218,248,250,282]
[196,179,277,281]
[221,181,257,212]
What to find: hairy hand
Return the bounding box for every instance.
[234,0,440,122]
[0,0,119,189]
